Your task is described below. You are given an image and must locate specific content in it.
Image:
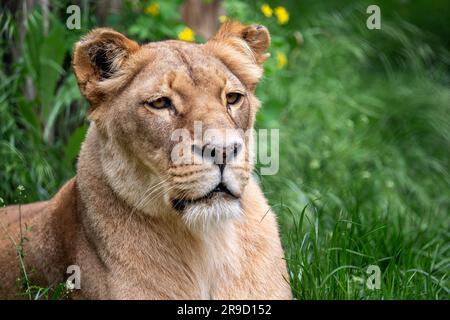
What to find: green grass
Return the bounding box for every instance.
[1,1,449,299]
[257,9,450,299]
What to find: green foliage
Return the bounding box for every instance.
[250,4,450,299]
[0,9,87,202]
[108,0,191,42]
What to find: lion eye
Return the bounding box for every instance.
[226,92,243,105]
[145,97,172,109]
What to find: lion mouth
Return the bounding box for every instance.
[172,183,238,211]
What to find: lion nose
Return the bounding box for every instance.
[192,142,242,168]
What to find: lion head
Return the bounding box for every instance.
[73,22,270,229]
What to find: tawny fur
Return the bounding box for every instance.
[0,22,291,299]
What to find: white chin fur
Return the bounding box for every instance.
[181,198,242,231]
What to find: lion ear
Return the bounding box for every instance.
[72,28,140,105]
[206,21,271,90]
[207,21,270,65]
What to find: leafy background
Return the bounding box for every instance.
[0,0,449,299]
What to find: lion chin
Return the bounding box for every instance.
[180,196,242,231]
[167,182,243,230]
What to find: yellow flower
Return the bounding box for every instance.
[144,3,160,16]
[178,27,195,42]
[274,6,289,25]
[276,51,287,69]
[218,15,228,23]
[261,4,273,17]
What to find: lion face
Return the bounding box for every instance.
[73,22,270,229]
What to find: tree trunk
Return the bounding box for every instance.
[96,0,122,26]
[180,0,224,39]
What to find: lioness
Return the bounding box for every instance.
[0,21,291,299]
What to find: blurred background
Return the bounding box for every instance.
[0,0,449,299]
